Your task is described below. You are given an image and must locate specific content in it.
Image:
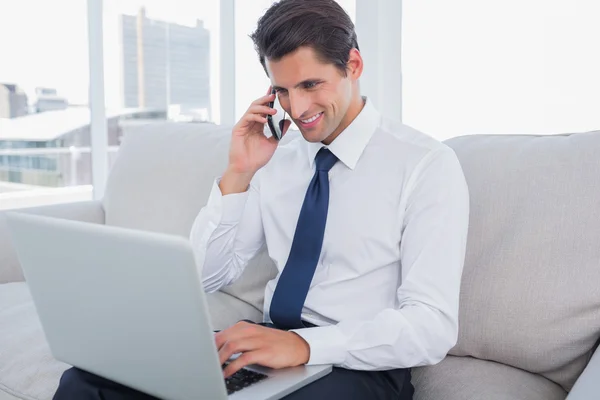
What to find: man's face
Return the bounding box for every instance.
[266,46,358,143]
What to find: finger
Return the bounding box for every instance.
[252,92,276,107]
[214,331,226,350]
[266,86,272,96]
[218,338,261,366]
[214,321,259,350]
[247,104,277,117]
[242,113,268,126]
[223,351,260,378]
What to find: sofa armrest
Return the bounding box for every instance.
[0,200,105,284]
[565,345,600,400]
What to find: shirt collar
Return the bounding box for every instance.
[306,97,380,170]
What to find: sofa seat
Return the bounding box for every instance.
[412,355,567,400]
[0,281,569,400]
[0,282,262,400]
[0,283,65,400]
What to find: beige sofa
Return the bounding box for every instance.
[1,122,599,400]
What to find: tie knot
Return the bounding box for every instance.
[315,147,338,172]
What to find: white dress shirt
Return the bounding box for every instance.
[190,98,470,370]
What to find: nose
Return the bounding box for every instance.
[288,91,312,121]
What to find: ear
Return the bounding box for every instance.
[347,48,363,80]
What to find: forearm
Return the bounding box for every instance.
[190,177,265,293]
[190,205,247,292]
[293,303,457,369]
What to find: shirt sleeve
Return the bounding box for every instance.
[189,173,266,293]
[292,146,470,369]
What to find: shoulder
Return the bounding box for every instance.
[370,117,459,172]
[377,117,451,154]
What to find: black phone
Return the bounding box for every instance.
[267,88,287,140]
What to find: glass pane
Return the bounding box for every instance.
[102,0,220,163]
[0,1,93,209]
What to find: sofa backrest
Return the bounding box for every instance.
[102,122,279,313]
[446,130,600,391]
[103,122,600,391]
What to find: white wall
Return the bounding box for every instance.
[402,0,600,140]
[234,0,275,121]
[355,0,403,122]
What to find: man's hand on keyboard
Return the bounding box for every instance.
[215,321,310,378]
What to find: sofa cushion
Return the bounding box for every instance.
[412,355,567,400]
[444,130,600,391]
[205,290,263,330]
[103,122,231,237]
[0,282,261,400]
[102,122,279,316]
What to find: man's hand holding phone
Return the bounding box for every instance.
[219,88,290,195]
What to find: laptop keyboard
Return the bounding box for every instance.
[223,363,268,395]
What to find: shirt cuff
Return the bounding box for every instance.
[208,178,250,224]
[290,325,347,366]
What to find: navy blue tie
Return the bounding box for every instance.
[269,147,339,329]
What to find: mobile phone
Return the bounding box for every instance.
[267,88,287,140]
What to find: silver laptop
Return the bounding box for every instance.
[6,212,331,400]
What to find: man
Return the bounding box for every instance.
[54,0,469,398]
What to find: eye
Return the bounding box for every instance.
[276,88,289,96]
[303,81,319,89]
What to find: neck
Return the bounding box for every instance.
[321,93,365,145]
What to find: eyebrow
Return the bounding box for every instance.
[272,79,323,91]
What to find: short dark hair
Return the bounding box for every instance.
[250,0,359,77]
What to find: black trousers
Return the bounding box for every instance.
[53,322,414,400]
[54,366,413,400]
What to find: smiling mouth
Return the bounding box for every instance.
[297,112,324,129]
[300,112,323,124]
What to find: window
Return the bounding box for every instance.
[402,0,600,140]
[0,0,357,209]
[103,0,220,168]
[0,0,93,209]
[103,0,220,122]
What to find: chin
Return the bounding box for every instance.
[300,129,327,143]
[304,136,325,144]
[301,125,334,143]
